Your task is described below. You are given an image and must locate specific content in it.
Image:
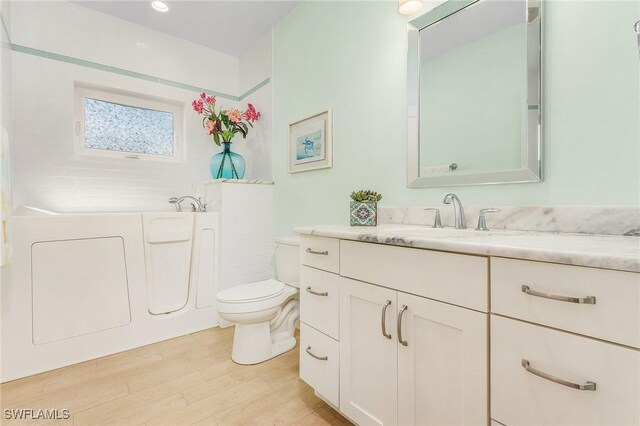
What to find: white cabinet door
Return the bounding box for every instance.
[340,277,398,426]
[397,292,488,426]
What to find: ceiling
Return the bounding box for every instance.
[73,0,299,57]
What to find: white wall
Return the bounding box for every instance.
[0,0,9,134]
[236,30,273,181]
[9,1,272,213]
[1,0,11,268]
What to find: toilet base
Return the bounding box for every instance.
[230,298,299,365]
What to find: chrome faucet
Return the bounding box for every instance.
[443,193,466,229]
[169,196,206,212]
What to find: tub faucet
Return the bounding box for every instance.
[443,193,466,229]
[169,196,206,212]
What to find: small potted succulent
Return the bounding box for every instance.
[350,190,383,226]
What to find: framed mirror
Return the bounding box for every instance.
[407,0,542,188]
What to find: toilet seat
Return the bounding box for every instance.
[217,279,285,303]
[217,279,296,315]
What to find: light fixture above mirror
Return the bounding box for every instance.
[399,0,423,15]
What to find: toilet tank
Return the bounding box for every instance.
[275,236,300,288]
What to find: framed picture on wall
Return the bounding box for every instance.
[288,109,332,173]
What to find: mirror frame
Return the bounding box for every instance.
[407,0,542,188]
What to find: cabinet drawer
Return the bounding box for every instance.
[300,323,339,407]
[491,315,640,426]
[300,236,340,274]
[300,266,340,339]
[340,240,488,311]
[492,258,640,348]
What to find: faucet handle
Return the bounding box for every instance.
[423,208,443,228]
[476,208,500,231]
[198,197,207,212]
[168,197,182,212]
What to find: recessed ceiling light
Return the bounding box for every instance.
[151,1,169,12]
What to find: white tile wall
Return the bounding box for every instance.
[195,182,275,291]
[10,1,239,95]
[9,1,274,212]
[11,52,231,212]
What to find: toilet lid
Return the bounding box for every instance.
[216,279,285,303]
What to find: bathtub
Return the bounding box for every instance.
[1,207,220,382]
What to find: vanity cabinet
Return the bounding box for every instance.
[299,233,639,426]
[339,277,488,426]
[300,236,489,425]
[490,259,640,426]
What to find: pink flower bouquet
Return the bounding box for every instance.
[192,92,261,146]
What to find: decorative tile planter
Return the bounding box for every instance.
[350,201,378,226]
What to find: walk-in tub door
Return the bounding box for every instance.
[190,213,219,309]
[143,213,194,314]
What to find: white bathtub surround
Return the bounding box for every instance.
[379,205,640,236]
[195,181,275,293]
[295,224,640,273]
[1,209,220,382]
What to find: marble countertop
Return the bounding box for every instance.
[295,224,640,273]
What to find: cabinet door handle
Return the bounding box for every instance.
[381,300,392,339]
[306,286,328,297]
[397,305,408,346]
[521,285,596,304]
[521,359,596,391]
[306,346,328,361]
[306,248,328,256]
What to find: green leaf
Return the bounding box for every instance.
[350,189,382,202]
[213,132,221,146]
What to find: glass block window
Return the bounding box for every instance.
[84,98,174,156]
[75,86,184,162]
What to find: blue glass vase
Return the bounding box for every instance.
[210,142,245,179]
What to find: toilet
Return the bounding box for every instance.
[216,236,300,365]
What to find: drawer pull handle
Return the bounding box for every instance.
[381,300,392,339]
[306,248,328,256]
[521,359,596,391]
[306,287,328,297]
[397,305,408,346]
[306,346,328,361]
[521,285,596,304]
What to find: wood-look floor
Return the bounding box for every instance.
[0,327,351,426]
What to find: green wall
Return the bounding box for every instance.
[273,0,640,235]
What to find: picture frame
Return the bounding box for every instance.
[288,109,332,173]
